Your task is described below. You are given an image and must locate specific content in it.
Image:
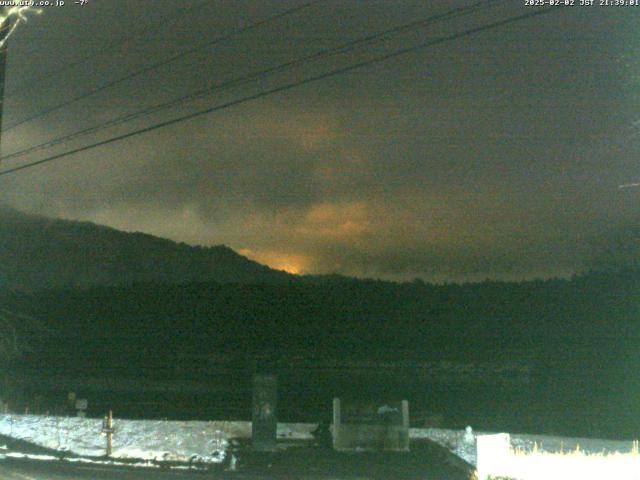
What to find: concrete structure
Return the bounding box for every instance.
[333,398,410,451]
[251,374,278,451]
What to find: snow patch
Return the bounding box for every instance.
[0,415,319,465]
[410,426,639,469]
[4,414,632,473]
[0,415,230,464]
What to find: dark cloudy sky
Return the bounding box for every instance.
[0,0,638,282]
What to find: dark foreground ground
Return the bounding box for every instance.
[0,439,474,480]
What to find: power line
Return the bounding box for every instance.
[2,0,323,132]
[1,0,212,100]
[0,0,504,164]
[0,6,562,178]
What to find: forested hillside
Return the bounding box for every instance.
[0,206,293,290]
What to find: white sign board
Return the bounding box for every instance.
[476,433,511,480]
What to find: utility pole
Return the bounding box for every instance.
[0,7,13,161]
[0,6,38,162]
[0,42,8,147]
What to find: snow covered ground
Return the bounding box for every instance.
[412,426,640,468]
[0,415,321,464]
[0,415,233,463]
[0,414,636,472]
[411,426,479,465]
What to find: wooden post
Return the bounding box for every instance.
[107,410,113,456]
[108,410,113,456]
[103,410,113,457]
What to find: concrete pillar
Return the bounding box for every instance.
[400,399,410,450]
[252,374,277,451]
[401,400,409,429]
[332,397,341,449]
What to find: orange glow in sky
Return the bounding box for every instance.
[238,248,310,275]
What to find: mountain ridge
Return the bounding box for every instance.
[0,205,294,291]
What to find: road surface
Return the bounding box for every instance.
[0,439,474,479]
[0,459,215,480]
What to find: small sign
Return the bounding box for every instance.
[75,399,88,410]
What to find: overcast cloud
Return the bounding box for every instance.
[0,0,638,282]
